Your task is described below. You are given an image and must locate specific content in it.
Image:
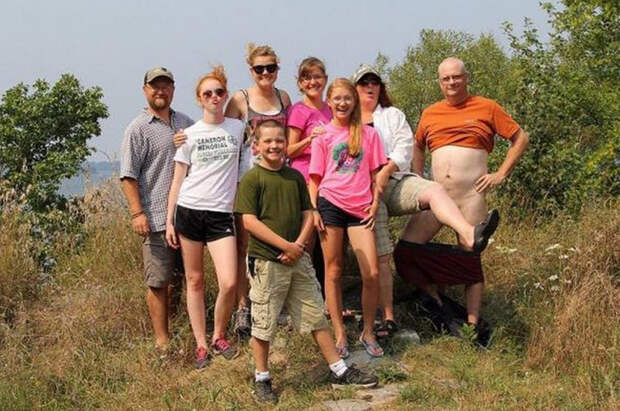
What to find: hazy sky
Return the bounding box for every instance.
[1,1,553,161]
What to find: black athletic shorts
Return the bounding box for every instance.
[174,204,235,243]
[317,197,364,228]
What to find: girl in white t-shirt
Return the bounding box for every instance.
[165,66,244,368]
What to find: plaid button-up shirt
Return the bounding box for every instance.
[120,108,194,232]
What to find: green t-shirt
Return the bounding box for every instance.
[234,164,311,262]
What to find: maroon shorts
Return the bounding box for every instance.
[393,240,484,288]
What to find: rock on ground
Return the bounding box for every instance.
[320,399,372,410]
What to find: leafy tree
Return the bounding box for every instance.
[0,74,109,211]
[544,0,619,83]
[386,30,511,128]
[503,0,619,211]
[544,0,620,200]
[384,30,512,181]
[384,1,618,214]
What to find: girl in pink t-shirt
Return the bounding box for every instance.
[286,57,332,302]
[286,57,332,183]
[309,78,387,358]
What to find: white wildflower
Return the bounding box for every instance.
[496,245,517,254]
[548,275,559,281]
[545,244,562,252]
[550,285,560,292]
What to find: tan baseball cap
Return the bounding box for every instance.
[143,67,174,84]
[351,64,382,84]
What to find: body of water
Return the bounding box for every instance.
[60,161,119,197]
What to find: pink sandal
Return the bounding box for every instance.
[359,335,383,357]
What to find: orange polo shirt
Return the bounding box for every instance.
[415,96,520,153]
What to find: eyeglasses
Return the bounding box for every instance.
[300,74,326,82]
[357,78,381,87]
[331,95,354,104]
[201,88,226,99]
[440,74,466,83]
[252,64,279,75]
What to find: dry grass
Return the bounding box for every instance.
[0,182,617,409]
[0,203,39,336]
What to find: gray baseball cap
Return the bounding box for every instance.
[351,64,382,84]
[143,67,174,84]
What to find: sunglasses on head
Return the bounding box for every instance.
[358,77,381,87]
[252,64,279,75]
[201,88,226,99]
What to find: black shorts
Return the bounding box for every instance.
[174,205,235,243]
[317,197,364,228]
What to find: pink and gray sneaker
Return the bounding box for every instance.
[211,338,237,360]
[195,346,210,369]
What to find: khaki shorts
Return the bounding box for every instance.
[374,175,434,256]
[248,253,328,342]
[142,231,183,288]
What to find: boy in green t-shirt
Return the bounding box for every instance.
[234,120,378,404]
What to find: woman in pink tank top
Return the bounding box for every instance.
[225,44,291,339]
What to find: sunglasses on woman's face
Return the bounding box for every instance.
[358,78,381,87]
[201,88,226,99]
[252,64,279,75]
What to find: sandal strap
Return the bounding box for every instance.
[359,336,383,357]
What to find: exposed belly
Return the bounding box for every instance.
[430,145,488,203]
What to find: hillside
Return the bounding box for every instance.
[0,182,617,409]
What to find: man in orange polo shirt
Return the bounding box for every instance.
[396,57,529,329]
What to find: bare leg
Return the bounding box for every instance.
[378,254,394,321]
[207,236,238,341]
[347,225,380,346]
[417,183,476,249]
[457,196,488,323]
[312,328,340,365]
[400,209,443,244]
[147,286,169,348]
[320,226,346,346]
[251,337,270,372]
[465,282,484,324]
[180,235,207,349]
[235,216,250,310]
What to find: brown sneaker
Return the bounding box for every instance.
[331,365,378,389]
[252,379,278,404]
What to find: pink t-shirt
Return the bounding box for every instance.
[286,101,332,182]
[309,124,387,218]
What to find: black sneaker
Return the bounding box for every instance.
[331,365,378,389]
[473,209,500,253]
[252,379,278,404]
[234,306,251,339]
[438,300,464,337]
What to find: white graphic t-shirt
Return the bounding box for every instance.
[174,117,244,211]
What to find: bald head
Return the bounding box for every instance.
[438,57,467,77]
[437,57,469,104]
